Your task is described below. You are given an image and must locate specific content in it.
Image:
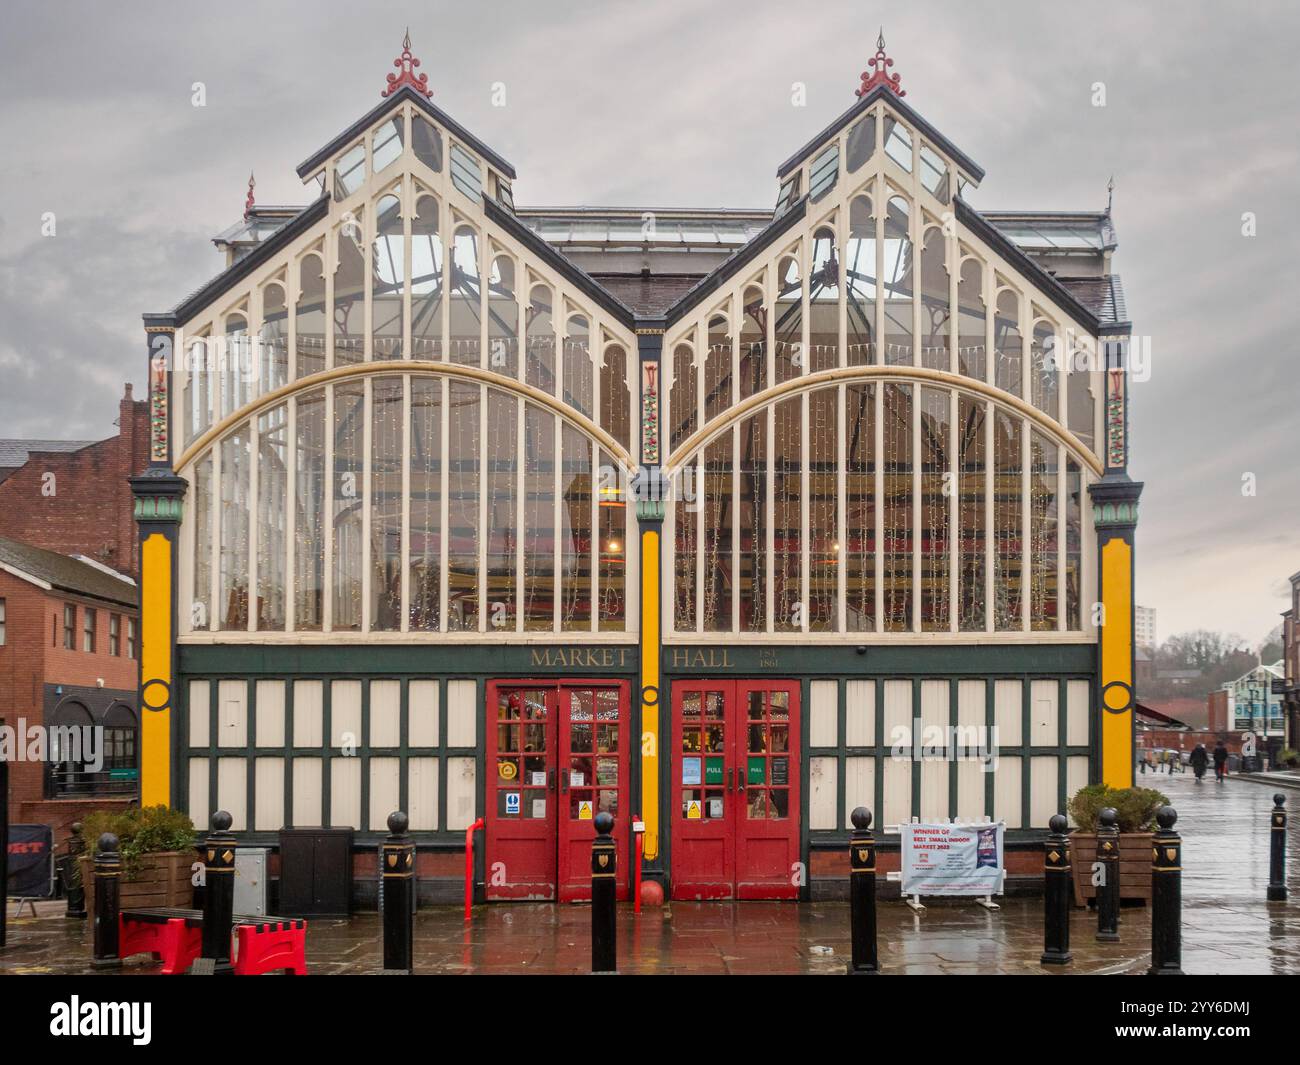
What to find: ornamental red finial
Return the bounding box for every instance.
[382,28,432,98]
[856,28,905,98]
[244,172,255,221]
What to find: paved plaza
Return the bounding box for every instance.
[4,773,1297,976]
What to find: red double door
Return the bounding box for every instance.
[671,679,801,900]
[485,680,631,902]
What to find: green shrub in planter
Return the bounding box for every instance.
[1068,783,1168,833]
[80,805,198,879]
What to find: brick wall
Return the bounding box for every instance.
[1,569,140,848]
[0,385,148,579]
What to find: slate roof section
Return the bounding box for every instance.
[0,535,138,608]
[589,275,703,317]
[0,439,95,470]
[1056,275,1128,329]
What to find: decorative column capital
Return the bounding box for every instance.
[1089,474,1142,529]
[130,470,187,524]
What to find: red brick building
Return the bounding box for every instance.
[0,536,141,848]
[0,384,148,580]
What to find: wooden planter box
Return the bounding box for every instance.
[78,850,196,925]
[1067,832,1153,906]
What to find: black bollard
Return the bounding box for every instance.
[91,832,122,969]
[591,811,617,973]
[1095,807,1120,942]
[1268,794,1287,902]
[194,811,236,975]
[1041,813,1072,965]
[64,822,87,919]
[848,807,879,974]
[1148,806,1183,975]
[381,811,416,973]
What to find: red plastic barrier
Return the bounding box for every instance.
[233,920,307,976]
[465,817,485,921]
[118,913,201,975]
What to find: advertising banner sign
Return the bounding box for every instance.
[900,822,1005,897]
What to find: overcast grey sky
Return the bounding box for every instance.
[1,0,1296,645]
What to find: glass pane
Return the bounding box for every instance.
[413,116,442,172]
[408,378,441,631]
[370,377,403,630]
[332,383,364,630]
[294,390,325,630]
[256,404,287,630]
[447,381,480,630]
[411,194,443,359]
[845,382,875,631]
[372,194,405,360]
[372,117,403,174]
[333,143,365,200]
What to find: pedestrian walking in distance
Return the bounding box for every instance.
[1213,740,1229,783]
[1190,744,1208,784]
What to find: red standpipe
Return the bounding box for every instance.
[464,817,485,922]
[633,813,644,915]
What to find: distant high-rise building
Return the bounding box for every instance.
[1136,605,1157,651]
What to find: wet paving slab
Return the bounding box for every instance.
[4,773,1298,975]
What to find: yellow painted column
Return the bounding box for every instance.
[1097,532,1135,786]
[639,525,662,859]
[139,532,174,805]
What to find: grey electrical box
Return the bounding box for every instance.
[233,848,269,917]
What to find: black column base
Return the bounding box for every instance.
[90,957,122,971]
[1096,931,1120,943]
[1040,950,1072,965]
[1267,885,1287,901]
[1147,963,1184,975]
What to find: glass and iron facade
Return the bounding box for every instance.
[132,36,1140,901]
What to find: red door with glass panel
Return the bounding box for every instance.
[486,680,630,902]
[671,679,801,900]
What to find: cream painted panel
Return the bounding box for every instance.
[446,756,477,830]
[292,758,322,825]
[994,755,1022,828]
[994,680,1022,746]
[1030,755,1058,829]
[883,755,911,827]
[1030,680,1057,746]
[255,680,285,747]
[845,757,875,824]
[189,681,210,748]
[370,679,401,748]
[217,679,247,748]
[369,757,401,832]
[1065,757,1090,825]
[447,680,477,747]
[409,680,440,747]
[188,758,209,829]
[293,680,324,747]
[408,757,439,830]
[920,758,948,822]
[845,680,874,746]
[957,679,985,730]
[956,758,986,821]
[810,681,838,748]
[1066,680,1089,747]
[217,757,247,830]
[809,756,838,829]
[254,758,284,831]
[330,757,361,828]
[331,680,362,748]
[882,680,911,752]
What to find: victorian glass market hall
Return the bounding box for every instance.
[130,33,1142,902]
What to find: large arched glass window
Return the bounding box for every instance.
[563,314,593,418]
[704,314,731,423]
[957,257,985,382]
[295,253,326,379]
[259,283,288,393]
[739,287,766,400]
[774,255,802,385]
[295,388,326,630]
[845,196,875,366]
[487,256,518,377]
[525,285,556,394]
[670,340,696,454]
[221,312,250,420]
[994,288,1021,396]
[809,227,839,373]
[600,344,631,451]
[1031,315,1058,417]
[372,194,405,361]
[919,386,950,630]
[256,402,288,630]
[219,420,250,630]
[919,226,949,372]
[335,214,366,366]
[882,196,913,367]
[449,225,481,365]
[411,194,443,359]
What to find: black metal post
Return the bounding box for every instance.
[91,832,121,969]
[1041,813,1072,965]
[381,811,415,974]
[1095,807,1120,942]
[848,806,878,974]
[1148,805,1183,975]
[591,811,617,973]
[194,811,235,975]
[1268,793,1287,902]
